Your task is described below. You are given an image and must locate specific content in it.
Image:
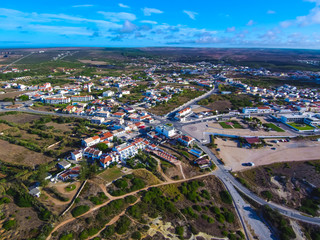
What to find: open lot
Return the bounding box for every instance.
[183,120,293,141]
[0,139,53,166]
[216,138,320,171]
[0,91,28,100]
[0,112,42,124]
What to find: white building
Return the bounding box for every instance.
[155,125,176,138]
[91,117,105,125]
[71,95,94,102]
[44,97,71,104]
[103,90,114,97]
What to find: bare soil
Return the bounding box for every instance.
[0,113,41,124]
[0,139,53,166]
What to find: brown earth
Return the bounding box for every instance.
[0,139,53,166]
[0,113,41,124]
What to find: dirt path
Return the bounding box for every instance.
[151,156,174,182]
[46,172,213,240]
[87,179,115,200]
[178,164,186,179]
[87,198,141,240]
[42,191,70,206]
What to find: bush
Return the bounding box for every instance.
[0,197,11,204]
[175,226,184,236]
[125,195,137,204]
[261,191,273,201]
[132,231,142,240]
[3,219,17,230]
[101,225,115,238]
[59,233,74,240]
[219,191,232,204]
[224,211,235,223]
[71,205,90,217]
[114,179,128,189]
[115,215,131,234]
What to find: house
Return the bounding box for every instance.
[58,160,71,169]
[82,136,100,147]
[189,149,203,158]
[59,167,80,181]
[96,110,110,118]
[83,147,102,159]
[71,150,82,161]
[113,143,138,161]
[29,187,41,198]
[100,132,114,141]
[103,90,114,97]
[245,137,261,146]
[63,105,76,114]
[111,112,126,118]
[176,107,192,118]
[178,135,194,147]
[155,125,176,138]
[91,117,105,125]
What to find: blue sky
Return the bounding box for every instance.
[1,0,320,48]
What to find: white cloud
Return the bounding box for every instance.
[280,2,320,27]
[121,20,136,33]
[183,10,198,20]
[119,3,130,8]
[140,20,158,25]
[72,5,94,8]
[226,26,236,32]
[247,20,254,26]
[98,11,136,22]
[142,7,163,16]
[267,10,276,14]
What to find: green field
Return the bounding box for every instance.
[98,166,124,183]
[230,120,243,129]
[288,123,315,131]
[263,123,285,132]
[219,122,233,129]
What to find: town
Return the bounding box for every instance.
[1,48,320,240]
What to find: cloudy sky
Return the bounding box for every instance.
[1,0,320,48]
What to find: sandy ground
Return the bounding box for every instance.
[191,105,211,113]
[183,121,293,141]
[78,59,106,65]
[216,138,320,171]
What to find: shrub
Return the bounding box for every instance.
[224,211,235,223]
[71,205,90,217]
[101,225,115,238]
[125,195,137,204]
[115,216,131,234]
[0,197,11,204]
[132,231,142,240]
[3,219,17,230]
[261,191,273,202]
[219,191,232,204]
[59,233,74,240]
[175,226,184,236]
[114,179,128,189]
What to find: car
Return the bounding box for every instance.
[271,147,276,150]
[242,162,255,167]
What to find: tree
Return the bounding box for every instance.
[96,142,108,152]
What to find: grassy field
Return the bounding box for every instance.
[230,120,243,129]
[288,123,315,131]
[149,89,204,115]
[98,166,124,183]
[219,122,233,129]
[263,123,285,132]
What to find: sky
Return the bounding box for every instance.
[1,0,320,48]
